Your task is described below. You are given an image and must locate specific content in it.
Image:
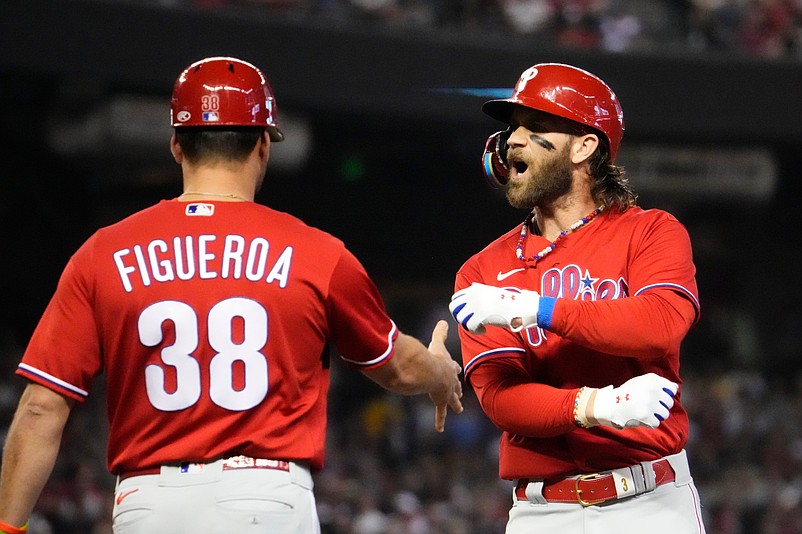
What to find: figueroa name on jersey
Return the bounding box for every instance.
[112,234,293,292]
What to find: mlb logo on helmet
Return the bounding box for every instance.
[202,111,220,122]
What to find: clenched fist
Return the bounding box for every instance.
[449,282,540,334]
[586,373,678,429]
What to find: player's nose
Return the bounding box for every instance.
[506,126,528,148]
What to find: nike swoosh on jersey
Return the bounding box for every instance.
[497,268,526,281]
[116,488,140,505]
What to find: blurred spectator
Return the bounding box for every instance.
[553,0,604,48]
[686,0,745,52]
[738,0,795,57]
[598,0,644,52]
[497,0,556,35]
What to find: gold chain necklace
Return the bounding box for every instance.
[179,191,249,201]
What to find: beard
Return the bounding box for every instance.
[506,144,573,209]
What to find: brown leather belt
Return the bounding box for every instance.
[119,455,290,483]
[515,458,675,506]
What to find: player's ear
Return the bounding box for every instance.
[570,133,599,165]
[257,129,270,164]
[170,133,184,164]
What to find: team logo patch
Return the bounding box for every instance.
[185,203,215,216]
[202,111,220,122]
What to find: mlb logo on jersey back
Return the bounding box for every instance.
[185,203,215,216]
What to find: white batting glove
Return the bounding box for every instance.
[449,282,540,334]
[589,373,678,429]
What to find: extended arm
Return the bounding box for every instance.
[362,320,463,432]
[0,383,73,528]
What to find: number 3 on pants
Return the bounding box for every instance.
[139,297,269,412]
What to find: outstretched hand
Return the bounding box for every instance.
[427,320,464,432]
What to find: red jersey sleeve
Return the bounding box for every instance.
[326,249,397,370]
[17,238,102,402]
[542,211,699,359]
[468,359,580,437]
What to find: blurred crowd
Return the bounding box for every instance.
[147,0,802,60]
[3,322,802,534]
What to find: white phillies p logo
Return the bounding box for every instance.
[516,67,539,93]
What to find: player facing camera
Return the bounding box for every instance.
[481,63,622,190]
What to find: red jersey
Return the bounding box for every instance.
[19,200,397,474]
[454,207,700,480]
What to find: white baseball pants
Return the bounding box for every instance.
[112,459,320,534]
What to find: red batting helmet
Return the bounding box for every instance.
[171,56,284,142]
[482,63,624,160]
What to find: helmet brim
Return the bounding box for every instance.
[481,99,517,123]
[268,126,284,142]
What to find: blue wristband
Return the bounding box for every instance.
[537,296,557,329]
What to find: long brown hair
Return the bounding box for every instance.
[587,139,638,212]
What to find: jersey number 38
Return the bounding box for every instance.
[138,298,268,412]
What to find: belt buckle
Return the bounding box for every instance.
[575,473,607,507]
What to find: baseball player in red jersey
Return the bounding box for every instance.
[448,64,706,532]
[0,56,462,534]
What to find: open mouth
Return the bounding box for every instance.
[510,159,528,177]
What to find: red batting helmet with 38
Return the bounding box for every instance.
[171,56,284,142]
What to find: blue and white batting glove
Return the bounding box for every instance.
[588,373,678,429]
[449,282,540,334]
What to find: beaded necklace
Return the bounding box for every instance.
[515,206,603,263]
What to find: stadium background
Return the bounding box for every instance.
[2,0,802,532]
